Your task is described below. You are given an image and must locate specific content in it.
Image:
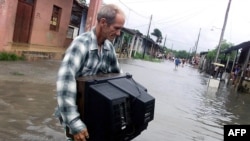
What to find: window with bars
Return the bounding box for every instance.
[50,5,61,31]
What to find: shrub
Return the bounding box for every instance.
[0,52,24,61]
[133,52,161,62]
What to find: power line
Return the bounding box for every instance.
[118,0,150,19]
[130,3,213,31]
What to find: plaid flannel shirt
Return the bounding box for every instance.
[55,28,121,134]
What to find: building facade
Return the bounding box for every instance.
[0,0,75,58]
[0,0,159,60]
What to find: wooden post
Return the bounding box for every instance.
[129,36,135,58]
[235,48,250,91]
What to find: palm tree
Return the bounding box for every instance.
[151,28,162,44]
[151,28,163,58]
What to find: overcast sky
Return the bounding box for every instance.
[87,0,250,53]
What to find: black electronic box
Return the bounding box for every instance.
[76,73,155,141]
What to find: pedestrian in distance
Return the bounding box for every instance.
[213,65,219,78]
[181,58,185,67]
[174,57,181,70]
[231,64,241,85]
[54,4,126,141]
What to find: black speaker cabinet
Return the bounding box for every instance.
[75,73,155,141]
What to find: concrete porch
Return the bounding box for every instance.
[9,43,66,61]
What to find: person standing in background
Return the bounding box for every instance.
[174,57,181,70]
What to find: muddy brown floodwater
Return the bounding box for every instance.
[0,60,65,141]
[1,59,250,141]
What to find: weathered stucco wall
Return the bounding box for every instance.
[30,0,73,47]
[0,0,73,51]
[0,0,17,51]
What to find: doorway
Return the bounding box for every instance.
[13,0,35,43]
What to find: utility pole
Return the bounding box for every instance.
[187,47,191,60]
[143,15,152,59]
[163,34,167,47]
[215,0,232,63]
[194,28,201,56]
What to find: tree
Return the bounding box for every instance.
[207,40,234,62]
[151,28,162,44]
[175,50,189,59]
[123,33,132,47]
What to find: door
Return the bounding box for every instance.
[13,0,34,43]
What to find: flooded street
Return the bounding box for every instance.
[0,59,250,141]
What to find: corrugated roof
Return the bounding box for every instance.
[222,41,250,54]
[122,27,142,36]
[200,51,208,56]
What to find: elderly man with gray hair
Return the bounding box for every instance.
[55,4,126,141]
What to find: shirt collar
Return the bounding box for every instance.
[89,28,111,51]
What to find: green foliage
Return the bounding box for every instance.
[0,52,24,61]
[175,50,189,59]
[206,40,234,62]
[227,51,237,61]
[123,33,132,47]
[133,52,161,62]
[151,28,163,44]
[163,47,170,54]
[207,50,216,61]
[151,28,162,37]
[219,40,235,61]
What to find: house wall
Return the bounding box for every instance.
[138,39,143,53]
[0,0,73,51]
[84,0,102,31]
[0,0,17,51]
[30,0,73,47]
